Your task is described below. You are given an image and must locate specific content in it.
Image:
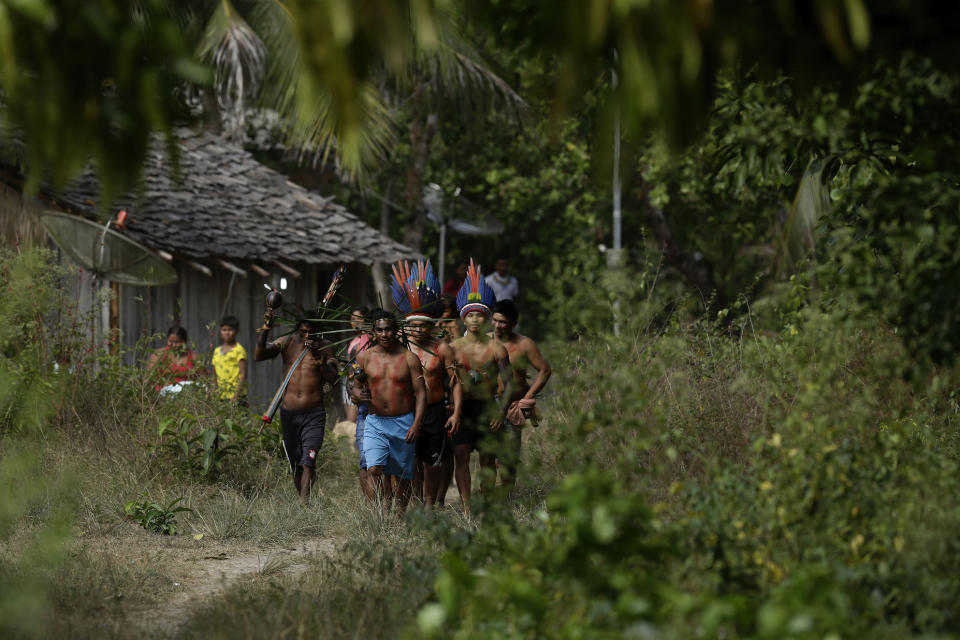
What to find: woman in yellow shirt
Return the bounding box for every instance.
[211,315,247,403]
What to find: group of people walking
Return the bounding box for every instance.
[260,258,551,513]
[147,257,550,514]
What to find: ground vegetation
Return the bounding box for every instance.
[3,3,960,638]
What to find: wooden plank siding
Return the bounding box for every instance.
[0,181,46,247]
[117,262,366,409]
[2,185,369,413]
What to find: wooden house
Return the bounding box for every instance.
[0,128,416,404]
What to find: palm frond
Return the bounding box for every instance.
[285,82,397,178]
[198,0,267,138]
[404,8,528,119]
[779,159,830,274]
[193,1,522,177]
[244,0,396,177]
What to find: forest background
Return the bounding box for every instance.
[4,1,960,638]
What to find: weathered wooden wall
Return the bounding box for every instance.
[2,182,371,412]
[119,261,368,408]
[0,181,47,247]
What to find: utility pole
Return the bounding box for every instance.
[609,61,625,336]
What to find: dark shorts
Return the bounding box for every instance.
[488,420,523,473]
[280,406,326,473]
[416,401,451,465]
[451,399,495,450]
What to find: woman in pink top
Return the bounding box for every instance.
[343,308,372,422]
[148,325,199,391]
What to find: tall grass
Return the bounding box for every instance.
[5,248,960,638]
[421,307,960,638]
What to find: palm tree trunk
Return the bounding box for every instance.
[202,87,222,135]
[370,181,395,309]
[401,84,438,253]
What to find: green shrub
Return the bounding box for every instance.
[0,250,77,639]
[678,311,960,632]
[420,468,675,639]
[124,494,193,535]
[420,300,960,638]
[157,412,242,478]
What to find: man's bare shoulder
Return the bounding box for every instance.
[404,348,423,368]
[493,341,510,360]
[437,341,456,359]
[516,334,539,351]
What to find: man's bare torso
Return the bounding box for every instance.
[497,334,534,401]
[362,346,418,416]
[453,337,503,401]
[278,334,331,411]
[411,340,453,405]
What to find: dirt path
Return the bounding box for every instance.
[128,537,336,635]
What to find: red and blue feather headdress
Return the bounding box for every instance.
[391,259,443,321]
[456,258,497,318]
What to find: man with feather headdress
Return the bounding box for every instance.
[451,259,513,516]
[390,260,463,507]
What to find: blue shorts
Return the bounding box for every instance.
[363,411,416,479]
[356,403,369,469]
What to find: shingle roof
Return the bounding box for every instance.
[52,128,417,266]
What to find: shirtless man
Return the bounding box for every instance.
[434,296,461,505]
[452,260,513,515]
[490,299,551,495]
[352,310,427,510]
[346,308,374,500]
[407,317,462,506]
[255,316,339,500]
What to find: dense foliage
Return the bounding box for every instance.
[418,306,960,638]
[640,55,960,366]
[6,4,960,639]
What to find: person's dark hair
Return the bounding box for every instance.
[298,317,322,333]
[220,315,239,329]
[369,308,397,327]
[492,299,519,323]
[439,296,457,318]
[167,325,188,341]
[351,305,368,316]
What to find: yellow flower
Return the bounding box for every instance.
[850,533,865,554]
[766,560,784,583]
